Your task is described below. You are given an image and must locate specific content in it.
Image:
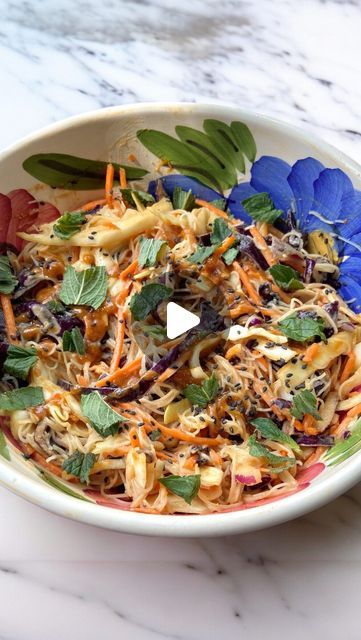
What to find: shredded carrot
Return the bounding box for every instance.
[81,198,107,212]
[71,246,80,263]
[254,355,268,372]
[225,344,243,360]
[129,427,140,447]
[212,235,236,258]
[159,424,225,447]
[119,259,138,281]
[303,342,320,364]
[119,167,127,188]
[105,163,115,208]
[195,199,230,221]
[184,227,197,244]
[302,414,317,435]
[110,307,125,373]
[232,262,261,305]
[229,302,254,319]
[246,264,291,304]
[1,294,17,343]
[304,446,326,468]
[156,451,174,461]
[183,456,197,470]
[249,227,276,266]
[32,451,63,477]
[209,449,222,465]
[340,351,356,384]
[346,402,361,418]
[157,368,178,384]
[95,357,142,388]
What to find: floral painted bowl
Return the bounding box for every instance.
[1,102,361,536]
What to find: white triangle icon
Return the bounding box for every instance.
[166,302,200,339]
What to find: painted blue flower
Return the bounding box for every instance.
[148,158,361,312]
[228,156,361,312]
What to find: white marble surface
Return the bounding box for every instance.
[1,0,361,637]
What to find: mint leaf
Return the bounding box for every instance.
[291,389,321,420]
[81,391,126,437]
[59,266,107,309]
[278,313,326,342]
[183,374,219,408]
[53,211,86,240]
[248,435,295,471]
[159,474,201,504]
[0,256,17,295]
[242,193,283,223]
[189,217,235,264]
[138,237,168,268]
[210,218,232,245]
[4,345,37,380]
[0,430,10,461]
[222,246,239,266]
[172,187,195,211]
[0,386,44,411]
[46,299,66,314]
[130,283,172,321]
[188,245,215,264]
[62,327,85,355]
[269,264,304,292]
[62,451,96,484]
[141,323,167,340]
[119,188,154,207]
[251,417,301,453]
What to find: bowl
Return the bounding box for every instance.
[1,102,361,537]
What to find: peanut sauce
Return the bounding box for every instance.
[84,308,109,342]
[35,284,59,303]
[43,257,65,278]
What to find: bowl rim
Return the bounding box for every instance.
[1,100,361,536]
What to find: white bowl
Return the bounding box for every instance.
[1,102,361,537]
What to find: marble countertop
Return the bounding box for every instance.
[1,0,361,637]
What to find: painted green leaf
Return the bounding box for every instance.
[22,154,148,191]
[137,130,224,192]
[203,119,246,173]
[323,419,361,466]
[41,471,93,502]
[137,118,257,193]
[230,121,257,162]
[175,125,237,190]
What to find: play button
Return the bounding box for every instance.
[166,302,200,339]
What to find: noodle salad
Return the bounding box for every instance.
[1,161,361,515]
